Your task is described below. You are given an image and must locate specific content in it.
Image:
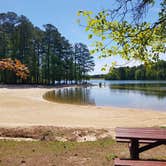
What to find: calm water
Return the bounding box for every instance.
[43,80,166,112]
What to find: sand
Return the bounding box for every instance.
[0,87,165,129]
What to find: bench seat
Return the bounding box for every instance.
[114,158,166,166]
[116,138,156,144]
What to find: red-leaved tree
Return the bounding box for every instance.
[0,58,29,80]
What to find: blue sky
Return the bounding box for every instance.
[0,0,162,74]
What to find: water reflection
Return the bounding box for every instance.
[43,87,95,105]
[110,83,166,99]
[43,81,166,111]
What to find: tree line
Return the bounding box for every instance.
[0,12,94,84]
[105,60,166,80]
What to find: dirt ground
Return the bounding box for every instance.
[0,138,165,166]
[0,126,165,166]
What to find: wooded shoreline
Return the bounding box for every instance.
[0,82,95,89]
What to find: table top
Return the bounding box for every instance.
[115,127,166,140]
[115,158,166,166]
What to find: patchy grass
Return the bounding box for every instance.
[0,138,165,166]
[0,127,165,165]
[105,153,117,161]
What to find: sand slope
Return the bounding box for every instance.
[0,88,165,129]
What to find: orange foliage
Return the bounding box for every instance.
[0,58,29,79]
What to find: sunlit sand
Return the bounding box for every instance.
[0,87,165,129]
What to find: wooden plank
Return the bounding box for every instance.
[114,158,166,166]
[116,138,155,143]
[115,128,166,140]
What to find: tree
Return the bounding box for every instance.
[0,58,29,79]
[0,12,30,83]
[78,0,166,66]
[31,27,44,84]
[0,12,94,84]
[105,60,166,80]
[73,43,95,83]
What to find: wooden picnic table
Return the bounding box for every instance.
[115,127,166,160]
[114,158,166,166]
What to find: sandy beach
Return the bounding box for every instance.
[0,87,166,129]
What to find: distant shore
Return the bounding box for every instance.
[0,85,165,131]
[0,83,94,89]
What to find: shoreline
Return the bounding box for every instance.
[0,85,165,130]
[2,84,164,112]
[0,83,94,89]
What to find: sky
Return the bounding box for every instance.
[0,0,162,74]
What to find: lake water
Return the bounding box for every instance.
[43,80,166,112]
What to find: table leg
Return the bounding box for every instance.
[129,139,139,159]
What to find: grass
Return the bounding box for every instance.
[160,126,166,128]
[0,138,165,166]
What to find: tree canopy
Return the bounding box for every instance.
[0,12,94,84]
[78,0,166,66]
[105,60,166,80]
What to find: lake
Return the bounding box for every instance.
[43,80,166,112]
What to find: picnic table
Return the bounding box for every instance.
[115,127,166,159]
[114,127,166,166]
[114,158,166,166]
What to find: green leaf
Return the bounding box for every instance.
[88,34,93,39]
[90,50,95,54]
[102,36,106,40]
[101,67,106,71]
